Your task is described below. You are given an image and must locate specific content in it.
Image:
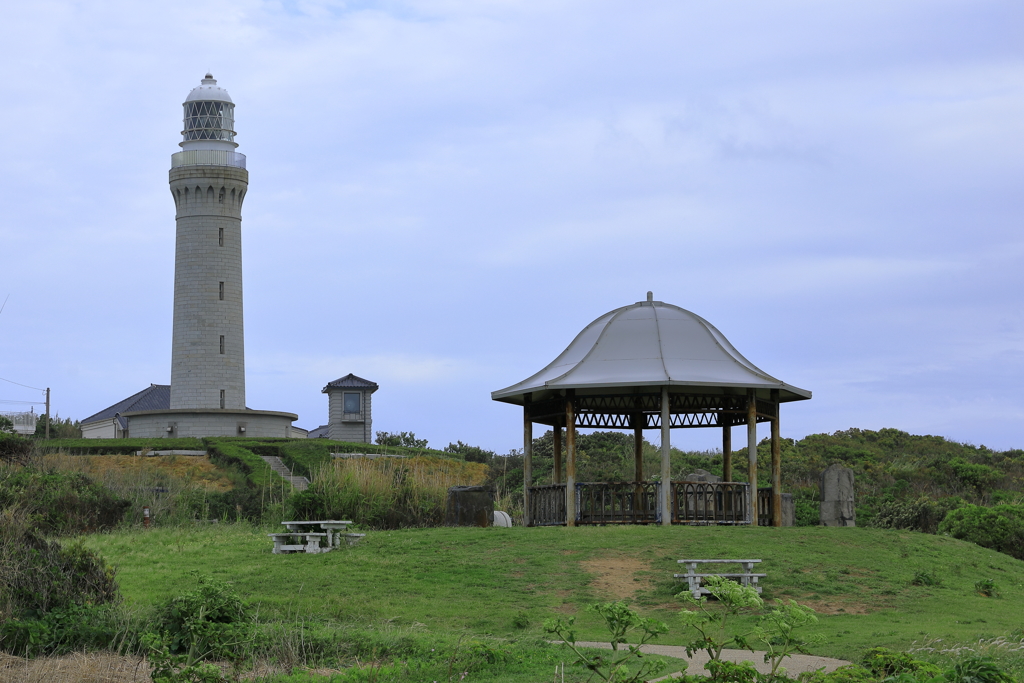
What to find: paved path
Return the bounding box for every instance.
[565,642,851,678]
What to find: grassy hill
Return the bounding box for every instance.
[84,523,1024,663]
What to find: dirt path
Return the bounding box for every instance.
[567,642,852,678]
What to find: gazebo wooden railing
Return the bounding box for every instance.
[671,481,750,525]
[756,487,774,527]
[528,481,769,526]
[529,484,568,526]
[578,482,659,524]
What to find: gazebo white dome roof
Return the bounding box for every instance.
[184,73,234,103]
[492,294,811,404]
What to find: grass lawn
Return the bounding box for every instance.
[84,524,1024,662]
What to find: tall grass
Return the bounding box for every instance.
[292,456,488,528]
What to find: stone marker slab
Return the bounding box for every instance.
[819,463,855,527]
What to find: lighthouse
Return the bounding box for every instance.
[105,74,299,439]
[169,74,247,411]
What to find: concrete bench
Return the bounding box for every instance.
[342,533,366,546]
[268,532,328,555]
[675,559,765,599]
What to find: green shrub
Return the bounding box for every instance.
[0,603,137,657]
[796,664,876,682]
[0,466,129,534]
[948,655,1014,683]
[975,578,1000,598]
[870,496,964,534]
[861,646,942,678]
[0,432,32,465]
[0,508,119,627]
[156,572,252,664]
[939,504,1024,560]
[910,571,941,587]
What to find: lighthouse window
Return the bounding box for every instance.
[218,228,224,246]
[219,282,224,300]
[220,390,225,409]
[220,335,225,354]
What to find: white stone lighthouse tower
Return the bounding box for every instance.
[169,74,247,411]
[117,74,297,439]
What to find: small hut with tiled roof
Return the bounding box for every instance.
[323,374,379,443]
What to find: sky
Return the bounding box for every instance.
[1,1,1023,454]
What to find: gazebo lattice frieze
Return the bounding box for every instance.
[491,293,811,528]
[527,393,779,430]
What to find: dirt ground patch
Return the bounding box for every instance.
[581,554,653,601]
[0,652,149,683]
[795,598,874,615]
[0,653,296,682]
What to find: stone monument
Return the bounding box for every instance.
[819,463,855,526]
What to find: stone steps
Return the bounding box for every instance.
[260,455,310,492]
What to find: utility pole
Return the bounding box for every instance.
[45,388,50,439]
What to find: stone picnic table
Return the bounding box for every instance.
[269,520,365,554]
[674,559,766,599]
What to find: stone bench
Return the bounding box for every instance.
[674,559,765,599]
[342,533,366,546]
[268,532,328,554]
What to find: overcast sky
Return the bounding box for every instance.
[1,1,1022,454]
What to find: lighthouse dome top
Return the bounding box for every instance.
[184,74,234,104]
[491,293,811,404]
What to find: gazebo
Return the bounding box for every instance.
[491,293,811,527]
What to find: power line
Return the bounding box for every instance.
[0,399,46,405]
[0,377,46,392]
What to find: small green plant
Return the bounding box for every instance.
[947,654,1014,683]
[755,600,825,680]
[910,571,941,587]
[150,571,253,680]
[143,632,228,683]
[975,578,1000,598]
[544,601,668,682]
[678,575,764,676]
[512,610,530,629]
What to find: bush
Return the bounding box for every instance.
[156,572,252,661]
[0,432,32,465]
[938,504,1024,560]
[861,647,943,678]
[0,508,119,626]
[870,496,964,534]
[0,466,129,534]
[0,603,137,657]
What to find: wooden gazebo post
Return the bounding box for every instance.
[565,390,577,527]
[746,389,758,527]
[523,393,532,527]
[552,421,563,484]
[722,417,732,481]
[771,388,782,527]
[660,385,671,526]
